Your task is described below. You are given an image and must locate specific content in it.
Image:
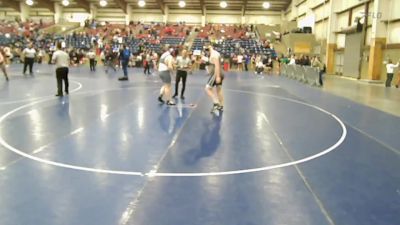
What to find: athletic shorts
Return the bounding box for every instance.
[206,73,224,87]
[159,70,171,84]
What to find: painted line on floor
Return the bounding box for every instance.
[0,88,347,177]
[1,127,85,170]
[149,89,347,177]
[0,80,83,105]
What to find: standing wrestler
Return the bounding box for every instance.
[205,44,224,113]
[158,46,176,105]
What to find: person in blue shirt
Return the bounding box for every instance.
[119,44,131,81]
[244,53,250,71]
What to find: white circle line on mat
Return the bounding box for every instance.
[0,80,83,105]
[0,88,346,177]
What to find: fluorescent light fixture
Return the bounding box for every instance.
[62,0,70,7]
[179,1,186,8]
[220,1,227,8]
[99,0,107,7]
[263,2,271,9]
[138,0,146,7]
[26,0,34,6]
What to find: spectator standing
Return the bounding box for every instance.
[244,54,250,71]
[143,51,151,75]
[237,53,244,71]
[105,49,117,73]
[312,56,325,86]
[385,59,399,87]
[37,49,44,64]
[288,55,296,65]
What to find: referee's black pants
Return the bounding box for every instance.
[386,73,394,87]
[90,59,96,71]
[174,70,188,97]
[56,67,69,95]
[23,57,34,74]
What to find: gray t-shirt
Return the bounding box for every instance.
[159,51,172,72]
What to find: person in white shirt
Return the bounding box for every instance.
[173,49,192,99]
[22,43,36,75]
[385,59,399,87]
[288,55,296,65]
[237,54,243,71]
[98,38,103,49]
[0,48,9,81]
[86,49,96,71]
[255,59,264,75]
[158,46,176,105]
[3,46,12,65]
[152,52,158,71]
[52,42,70,97]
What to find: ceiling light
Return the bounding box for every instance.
[99,0,107,7]
[263,2,271,9]
[178,1,186,8]
[220,1,227,8]
[62,0,70,7]
[25,0,34,6]
[138,0,146,7]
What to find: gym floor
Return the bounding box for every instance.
[0,64,399,225]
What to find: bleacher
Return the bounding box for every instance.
[160,37,185,46]
[64,34,94,49]
[1,20,277,59]
[0,35,16,46]
[197,24,248,40]
[191,38,210,51]
[218,39,276,56]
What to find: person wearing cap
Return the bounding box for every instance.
[158,46,176,105]
[205,44,224,113]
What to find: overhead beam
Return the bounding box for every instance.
[156,0,165,15]
[113,0,127,14]
[36,0,55,13]
[242,0,248,16]
[285,0,292,11]
[74,0,91,13]
[0,0,21,12]
[200,0,205,16]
